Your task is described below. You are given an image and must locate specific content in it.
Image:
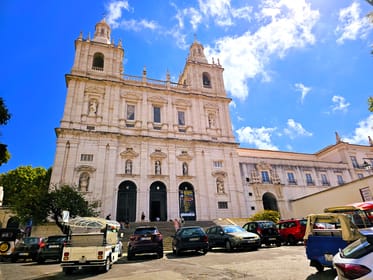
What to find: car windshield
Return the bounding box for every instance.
[224,226,244,233]
[300,219,307,226]
[341,234,373,259]
[134,227,157,235]
[23,237,40,245]
[259,222,275,228]
[47,236,66,242]
[180,228,204,237]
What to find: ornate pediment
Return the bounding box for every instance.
[148,95,168,105]
[212,170,227,177]
[256,161,271,171]
[121,92,142,102]
[75,165,96,172]
[150,150,167,159]
[120,148,139,159]
[84,85,105,94]
[203,103,219,110]
[176,151,193,161]
[173,99,192,107]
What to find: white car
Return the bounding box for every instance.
[333,228,373,280]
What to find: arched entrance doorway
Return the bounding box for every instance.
[117,181,137,222]
[149,181,167,221]
[262,192,279,211]
[179,182,196,221]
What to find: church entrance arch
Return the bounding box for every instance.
[179,182,196,221]
[117,181,137,223]
[262,192,279,212]
[149,182,167,221]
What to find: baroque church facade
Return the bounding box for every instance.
[50,19,373,222]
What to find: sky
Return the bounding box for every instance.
[0,0,373,173]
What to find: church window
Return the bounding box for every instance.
[127,104,135,120]
[305,173,314,185]
[125,160,133,174]
[337,175,344,185]
[202,72,211,87]
[153,106,161,123]
[218,201,228,209]
[213,161,223,168]
[92,52,104,70]
[287,172,296,184]
[261,171,270,183]
[321,174,329,186]
[80,154,93,161]
[178,111,185,126]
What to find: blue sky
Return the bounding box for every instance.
[1,0,373,173]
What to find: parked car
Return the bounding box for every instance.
[127,226,163,260]
[11,237,45,262]
[172,226,208,256]
[304,213,362,272]
[37,235,67,263]
[277,218,307,245]
[333,228,373,280]
[242,220,281,247]
[206,225,261,251]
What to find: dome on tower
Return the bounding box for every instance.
[93,18,111,44]
[187,38,208,64]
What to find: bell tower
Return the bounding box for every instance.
[71,18,124,79]
[178,38,226,97]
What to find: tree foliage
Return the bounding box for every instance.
[369,97,373,112]
[0,166,99,230]
[249,210,281,223]
[48,184,99,232]
[0,97,11,165]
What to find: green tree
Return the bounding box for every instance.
[369,96,373,112]
[0,97,11,165]
[47,184,99,232]
[0,166,50,224]
[249,210,281,223]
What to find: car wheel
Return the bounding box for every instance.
[225,240,232,251]
[103,257,111,272]
[127,250,134,260]
[157,249,164,259]
[276,240,282,247]
[63,267,73,275]
[202,249,208,255]
[287,235,297,246]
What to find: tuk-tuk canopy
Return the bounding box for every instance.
[66,217,121,233]
[304,213,362,242]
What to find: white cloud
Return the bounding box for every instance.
[236,126,278,150]
[335,1,372,44]
[198,0,233,27]
[106,0,130,28]
[117,19,159,32]
[331,95,350,112]
[283,119,312,139]
[206,0,320,100]
[342,115,373,144]
[294,83,311,103]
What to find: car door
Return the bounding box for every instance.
[207,227,218,247]
[214,226,225,247]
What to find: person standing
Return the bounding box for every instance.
[141,212,145,221]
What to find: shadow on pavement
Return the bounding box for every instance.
[306,268,337,280]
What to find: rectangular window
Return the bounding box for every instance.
[127,104,135,120]
[178,111,185,126]
[80,154,93,161]
[153,106,161,123]
[306,173,314,185]
[337,175,344,185]
[213,161,223,168]
[261,171,270,183]
[287,172,296,184]
[350,156,359,168]
[321,174,329,186]
[218,201,228,209]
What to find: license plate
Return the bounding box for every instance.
[324,254,334,262]
[189,237,200,241]
[49,245,59,248]
[245,240,255,243]
[269,238,276,241]
[19,253,29,256]
[141,237,151,241]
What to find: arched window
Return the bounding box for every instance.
[92,52,104,70]
[202,72,211,87]
[125,159,133,174]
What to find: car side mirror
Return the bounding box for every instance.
[219,231,224,235]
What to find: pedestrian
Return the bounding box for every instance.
[173,218,181,232]
[141,212,145,221]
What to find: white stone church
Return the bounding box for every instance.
[50,19,373,222]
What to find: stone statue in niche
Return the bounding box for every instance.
[155,160,161,175]
[208,113,215,128]
[79,172,90,192]
[89,99,98,116]
[182,162,188,176]
[217,177,224,193]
